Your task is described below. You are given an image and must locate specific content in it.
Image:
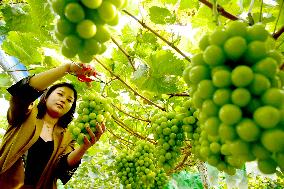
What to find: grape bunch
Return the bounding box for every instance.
[68,92,113,144]
[183,21,284,175]
[114,141,169,189]
[151,102,198,172]
[49,0,127,62]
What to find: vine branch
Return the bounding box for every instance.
[112,103,151,122]
[273,25,284,40]
[199,0,284,39]
[107,127,133,145]
[122,10,191,63]
[112,115,156,144]
[198,0,239,20]
[111,37,136,71]
[94,57,166,111]
[168,92,189,98]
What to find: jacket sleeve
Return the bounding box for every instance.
[54,140,81,185]
[6,75,44,126]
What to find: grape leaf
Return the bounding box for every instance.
[1,4,35,32]
[2,31,43,66]
[179,0,199,10]
[160,0,178,5]
[149,6,176,24]
[131,62,182,93]
[148,50,186,76]
[26,0,55,42]
[120,25,137,43]
[0,73,12,87]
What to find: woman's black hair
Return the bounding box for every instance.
[37,82,78,128]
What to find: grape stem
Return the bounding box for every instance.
[112,115,157,145]
[111,37,136,71]
[107,127,134,145]
[112,103,151,122]
[122,10,191,63]
[259,0,264,22]
[94,57,166,111]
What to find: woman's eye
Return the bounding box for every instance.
[67,99,72,103]
[58,93,63,96]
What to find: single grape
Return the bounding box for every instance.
[246,23,269,42]
[226,21,247,37]
[218,123,237,141]
[76,20,97,39]
[219,104,242,125]
[236,118,260,142]
[231,88,251,107]
[204,117,220,136]
[98,1,118,22]
[261,88,284,108]
[213,88,231,106]
[231,65,254,87]
[212,69,232,88]
[56,18,74,35]
[252,143,271,160]
[253,57,278,79]
[63,35,82,52]
[257,158,277,174]
[189,65,211,84]
[253,106,280,129]
[64,3,85,23]
[197,80,216,99]
[191,53,206,66]
[261,129,284,152]
[209,29,229,46]
[203,45,225,66]
[224,36,247,60]
[93,24,111,42]
[199,34,210,51]
[82,38,101,55]
[244,41,267,64]
[82,0,102,9]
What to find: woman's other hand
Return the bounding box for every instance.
[81,122,106,150]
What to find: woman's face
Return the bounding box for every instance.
[45,86,75,118]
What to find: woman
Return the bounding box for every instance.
[0,63,105,189]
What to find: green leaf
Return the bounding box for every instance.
[179,0,199,10]
[1,4,35,32]
[148,50,186,76]
[149,6,176,24]
[131,63,149,84]
[0,73,12,87]
[120,25,137,43]
[2,31,43,66]
[26,0,55,42]
[161,0,178,4]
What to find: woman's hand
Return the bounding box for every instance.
[81,123,106,151]
[68,62,96,77]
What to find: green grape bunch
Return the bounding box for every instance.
[48,0,128,62]
[114,141,169,189]
[183,21,284,175]
[151,102,198,172]
[68,91,113,144]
